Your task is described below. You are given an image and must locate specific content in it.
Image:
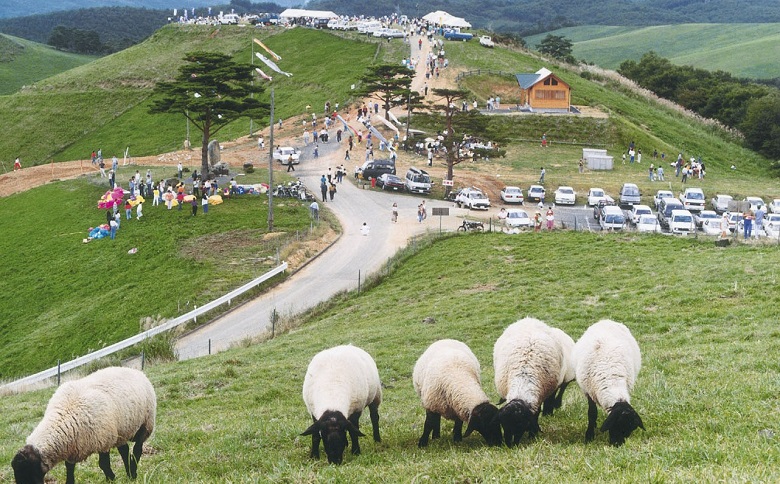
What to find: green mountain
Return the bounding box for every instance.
[0,34,96,95]
[526,24,780,80]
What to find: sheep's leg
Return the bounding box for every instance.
[118,443,132,477]
[130,425,149,478]
[65,461,77,484]
[541,393,557,416]
[554,382,570,410]
[418,410,440,447]
[348,412,362,455]
[98,451,116,481]
[585,395,598,442]
[453,418,463,442]
[368,401,381,442]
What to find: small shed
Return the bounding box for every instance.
[515,68,571,112]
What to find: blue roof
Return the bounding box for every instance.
[515,73,541,89]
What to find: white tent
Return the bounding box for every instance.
[279,8,338,20]
[422,10,471,29]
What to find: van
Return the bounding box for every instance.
[619,183,641,206]
[357,21,382,34]
[599,206,625,231]
[359,159,395,181]
[658,197,684,229]
[404,167,431,194]
[219,13,240,25]
[670,209,695,235]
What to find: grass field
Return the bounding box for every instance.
[2,232,780,481]
[0,34,95,95]
[525,24,780,80]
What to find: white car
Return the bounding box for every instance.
[504,209,531,228]
[272,146,300,164]
[696,211,722,235]
[587,188,608,206]
[745,196,765,213]
[770,199,780,214]
[600,206,625,231]
[711,194,733,214]
[527,185,546,202]
[636,215,660,233]
[500,186,524,204]
[654,190,674,210]
[554,186,576,205]
[670,209,695,235]
[455,187,490,210]
[763,213,780,238]
[629,204,653,225]
[479,35,495,48]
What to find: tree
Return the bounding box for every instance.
[428,88,491,197]
[536,34,575,63]
[149,51,269,176]
[356,64,415,121]
[742,93,780,160]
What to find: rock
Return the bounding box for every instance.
[422,316,436,325]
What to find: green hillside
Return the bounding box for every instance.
[526,24,780,80]
[0,34,95,95]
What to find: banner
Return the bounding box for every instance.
[255,68,273,81]
[253,38,281,61]
[255,53,292,77]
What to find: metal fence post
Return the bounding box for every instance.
[141,350,145,370]
[208,339,211,355]
[57,360,61,386]
[358,270,361,294]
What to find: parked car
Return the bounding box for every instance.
[443,29,473,41]
[745,196,765,213]
[679,187,705,212]
[636,215,661,233]
[670,209,695,235]
[479,35,495,47]
[505,209,531,228]
[725,212,744,233]
[699,212,724,236]
[500,186,524,204]
[587,187,608,206]
[600,206,625,231]
[593,197,616,222]
[657,197,684,229]
[763,213,780,238]
[770,199,780,214]
[455,187,490,210]
[404,167,431,194]
[272,146,300,164]
[526,185,546,202]
[629,204,653,225]
[711,194,733,214]
[693,210,719,229]
[554,186,576,205]
[619,183,641,206]
[358,159,395,180]
[375,173,405,191]
[654,190,675,210]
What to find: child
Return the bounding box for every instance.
[125,200,133,220]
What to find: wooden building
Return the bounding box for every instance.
[514,68,571,112]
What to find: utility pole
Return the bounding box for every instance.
[267,88,274,231]
[249,38,254,137]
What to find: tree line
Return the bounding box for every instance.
[619,52,780,160]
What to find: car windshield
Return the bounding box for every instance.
[636,208,651,215]
[767,215,780,222]
[624,187,639,196]
[639,217,655,224]
[559,188,574,194]
[674,215,692,222]
[699,213,718,220]
[688,192,704,200]
[605,214,624,223]
[591,190,604,196]
[508,212,526,219]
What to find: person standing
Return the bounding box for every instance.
[546,207,555,230]
[201,191,209,214]
[539,167,546,184]
[108,170,115,189]
[109,218,118,239]
[541,133,547,147]
[360,222,370,236]
[310,201,319,221]
[99,158,106,177]
[720,212,730,239]
[391,202,398,223]
[177,161,183,179]
[743,211,753,240]
[136,201,143,220]
[191,196,198,216]
[112,155,118,172]
[320,175,328,202]
[754,205,765,238]
[534,211,543,232]
[328,182,337,201]
[176,188,184,210]
[125,200,133,220]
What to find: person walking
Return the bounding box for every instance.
[539,167,546,184]
[546,207,555,230]
[320,176,328,202]
[125,200,133,220]
[136,201,143,220]
[391,202,398,223]
[328,182,337,201]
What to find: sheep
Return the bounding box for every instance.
[572,319,645,446]
[493,318,572,446]
[412,339,502,447]
[301,345,382,464]
[12,367,156,484]
[541,327,576,416]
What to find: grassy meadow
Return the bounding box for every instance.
[526,24,780,79]
[2,232,780,481]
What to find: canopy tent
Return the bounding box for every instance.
[422,10,471,29]
[279,8,338,20]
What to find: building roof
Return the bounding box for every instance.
[279,8,338,19]
[515,68,568,89]
[422,10,471,28]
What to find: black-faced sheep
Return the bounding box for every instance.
[301,345,382,464]
[12,367,156,484]
[572,319,645,446]
[412,339,502,447]
[493,318,573,446]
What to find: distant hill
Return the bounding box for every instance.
[0,1,298,19]
[526,24,780,80]
[0,34,95,95]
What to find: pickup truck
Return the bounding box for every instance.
[272,146,300,164]
[443,30,473,41]
[679,187,705,212]
[479,36,495,47]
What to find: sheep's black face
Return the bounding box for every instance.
[320,414,349,465]
[11,445,46,484]
[601,401,645,446]
[467,402,503,446]
[499,400,539,447]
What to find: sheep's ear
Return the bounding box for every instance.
[301,422,320,436]
[345,420,366,437]
[636,414,646,431]
[463,420,475,438]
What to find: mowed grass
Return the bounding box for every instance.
[2,232,780,481]
[526,24,780,79]
[0,34,95,95]
[0,169,319,379]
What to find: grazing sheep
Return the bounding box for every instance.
[572,319,645,446]
[542,327,576,416]
[493,318,571,446]
[413,339,502,447]
[301,345,382,464]
[12,367,156,484]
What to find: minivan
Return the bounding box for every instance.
[670,209,695,235]
[600,206,625,231]
[404,167,432,194]
[619,183,641,206]
[359,159,395,181]
[658,197,684,229]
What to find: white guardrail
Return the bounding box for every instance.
[2,262,288,392]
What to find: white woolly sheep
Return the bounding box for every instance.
[493,318,572,446]
[301,345,382,464]
[572,319,645,446]
[412,339,502,447]
[542,327,577,416]
[12,367,156,484]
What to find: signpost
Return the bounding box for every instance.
[432,207,449,233]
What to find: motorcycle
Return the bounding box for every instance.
[457,220,484,232]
